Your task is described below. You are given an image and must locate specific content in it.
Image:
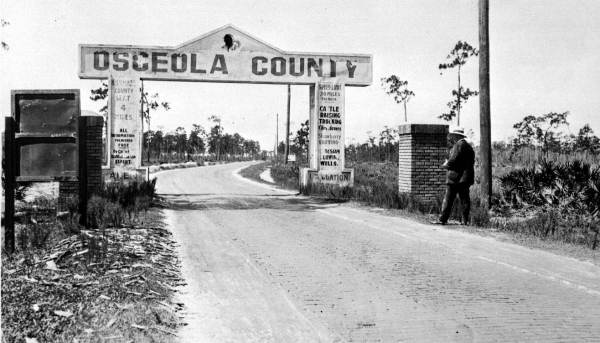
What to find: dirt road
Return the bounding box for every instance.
[157,162,600,342]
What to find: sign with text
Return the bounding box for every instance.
[79,25,372,86]
[309,169,353,185]
[109,77,142,170]
[316,81,347,183]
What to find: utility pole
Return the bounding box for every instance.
[285,84,291,164]
[479,0,492,209]
[275,113,279,159]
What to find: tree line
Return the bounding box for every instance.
[280,114,600,165]
[143,119,261,164]
[90,83,261,164]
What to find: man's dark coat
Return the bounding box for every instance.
[445,139,475,185]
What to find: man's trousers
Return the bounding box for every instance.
[439,184,471,224]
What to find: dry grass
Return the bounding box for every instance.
[2,204,183,342]
[237,161,271,185]
[265,154,600,252]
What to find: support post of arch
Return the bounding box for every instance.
[300,81,353,191]
[106,75,147,181]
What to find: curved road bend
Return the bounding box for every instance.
[156,161,600,342]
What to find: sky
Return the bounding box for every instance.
[1,0,599,151]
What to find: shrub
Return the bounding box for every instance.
[16,220,53,251]
[87,195,108,229]
[105,201,125,228]
[270,162,300,189]
[97,177,157,222]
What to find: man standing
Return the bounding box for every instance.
[436,128,475,225]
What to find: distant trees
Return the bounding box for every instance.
[345,126,399,163]
[512,111,570,156]
[188,124,206,156]
[142,122,260,164]
[439,41,479,126]
[142,90,170,162]
[509,111,600,161]
[381,75,415,122]
[292,120,310,162]
[202,116,261,161]
[278,110,600,165]
[207,115,223,160]
[574,124,600,153]
[89,80,261,163]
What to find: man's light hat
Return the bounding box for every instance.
[449,127,467,137]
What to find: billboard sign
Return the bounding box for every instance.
[79,25,372,86]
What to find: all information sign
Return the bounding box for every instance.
[109,77,142,170]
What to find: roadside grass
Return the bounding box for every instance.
[263,158,599,261]
[269,161,484,222]
[237,161,271,185]
[270,162,301,190]
[349,202,600,265]
[2,180,184,343]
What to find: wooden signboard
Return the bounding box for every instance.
[4,89,81,253]
[79,24,372,86]
[11,89,80,181]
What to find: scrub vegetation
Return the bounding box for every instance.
[1,178,184,343]
[268,110,600,250]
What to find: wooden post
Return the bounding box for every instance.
[285,84,291,164]
[78,117,88,226]
[3,117,16,254]
[479,0,492,208]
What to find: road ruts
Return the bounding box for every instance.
[157,162,600,342]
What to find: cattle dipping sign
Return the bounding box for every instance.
[109,77,142,171]
[78,24,371,186]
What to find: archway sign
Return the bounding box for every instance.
[78,24,372,186]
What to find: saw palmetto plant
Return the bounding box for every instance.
[499,159,600,248]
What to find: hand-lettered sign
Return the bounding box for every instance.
[79,25,372,86]
[109,77,142,170]
[315,81,351,185]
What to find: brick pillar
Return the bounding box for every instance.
[83,116,104,196]
[398,124,449,203]
[58,116,103,213]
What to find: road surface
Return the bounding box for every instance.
[156,162,600,342]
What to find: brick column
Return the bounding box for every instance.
[58,116,104,213]
[398,124,449,203]
[83,116,104,196]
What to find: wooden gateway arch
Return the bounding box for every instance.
[78,24,373,187]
